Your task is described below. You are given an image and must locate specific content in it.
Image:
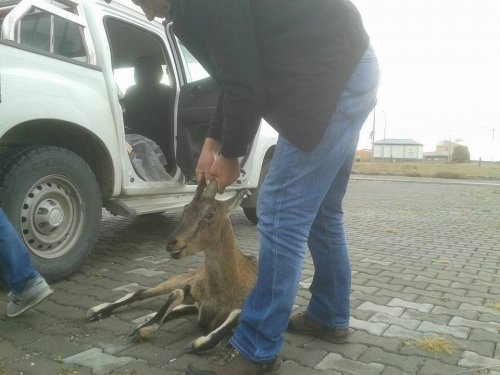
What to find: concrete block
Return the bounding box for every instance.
[315,353,385,375]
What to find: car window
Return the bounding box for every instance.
[53,16,86,59]
[104,18,174,96]
[177,42,210,83]
[113,65,171,96]
[19,10,51,51]
[18,7,87,62]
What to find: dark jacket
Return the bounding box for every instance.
[172,0,369,157]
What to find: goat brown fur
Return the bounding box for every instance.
[87,181,257,352]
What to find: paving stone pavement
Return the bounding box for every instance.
[1,178,499,375]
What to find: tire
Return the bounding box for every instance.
[0,146,102,281]
[242,206,258,225]
[243,158,271,225]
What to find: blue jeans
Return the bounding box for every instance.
[0,209,38,293]
[230,46,380,362]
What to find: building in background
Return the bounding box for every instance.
[355,149,372,162]
[423,140,465,162]
[373,139,423,161]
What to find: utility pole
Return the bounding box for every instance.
[383,112,387,140]
[448,131,452,163]
[371,105,376,160]
[493,128,496,162]
[382,111,387,160]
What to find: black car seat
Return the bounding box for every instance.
[123,55,174,171]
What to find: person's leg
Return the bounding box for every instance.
[186,47,379,375]
[0,209,53,317]
[305,46,380,329]
[230,121,361,361]
[230,46,379,362]
[286,133,358,344]
[0,209,38,293]
[305,138,358,329]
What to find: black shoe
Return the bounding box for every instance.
[288,312,350,343]
[185,345,281,375]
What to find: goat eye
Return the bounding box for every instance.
[205,212,214,220]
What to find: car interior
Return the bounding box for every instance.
[104,17,177,180]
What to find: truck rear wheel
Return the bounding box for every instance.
[0,146,102,281]
[242,158,272,225]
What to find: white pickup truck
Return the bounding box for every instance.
[0,0,277,280]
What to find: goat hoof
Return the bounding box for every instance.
[86,303,111,321]
[129,329,143,343]
[130,324,157,342]
[185,338,219,354]
[87,309,103,322]
[184,342,196,353]
[87,312,97,321]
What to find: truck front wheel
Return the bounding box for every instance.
[0,146,102,281]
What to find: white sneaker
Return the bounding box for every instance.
[7,276,54,317]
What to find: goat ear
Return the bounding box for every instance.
[202,180,218,199]
[223,190,248,213]
[195,180,207,200]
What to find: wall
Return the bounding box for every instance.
[374,144,423,160]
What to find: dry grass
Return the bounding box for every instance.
[352,161,500,180]
[405,337,456,354]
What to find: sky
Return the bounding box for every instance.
[118,0,499,161]
[351,0,500,161]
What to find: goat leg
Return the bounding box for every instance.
[186,309,241,354]
[164,303,199,319]
[87,270,200,321]
[130,285,191,341]
[87,289,148,321]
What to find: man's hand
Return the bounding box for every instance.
[210,155,240,193]
[196,138,222,183]
[196,138,240,193]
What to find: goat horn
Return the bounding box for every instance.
[202,180,218,199]
[195,180,207,200]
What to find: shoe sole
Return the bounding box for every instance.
[268,358,283,375]
[185,367,281,375]
[7,288,54,318]
[184,358,282,375]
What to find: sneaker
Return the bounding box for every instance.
[287,312,350,343]
[185,345,282,375]
[6,276,54,317]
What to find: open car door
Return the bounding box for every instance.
[166,25,219,180]
[176,75,220,180]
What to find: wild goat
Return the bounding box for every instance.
[87,181,257,353]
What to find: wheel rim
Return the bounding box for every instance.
[20,175,85,259]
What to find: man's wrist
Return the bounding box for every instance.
[204,138,222,152]
[218,154,238,162]
[205,137,246,159]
